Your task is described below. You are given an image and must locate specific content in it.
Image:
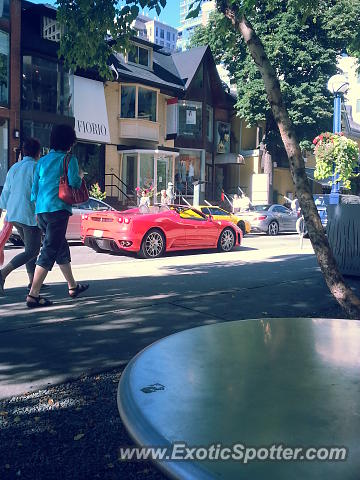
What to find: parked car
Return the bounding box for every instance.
[81,204,242,258]
[196,205,251,236]
[296,194,329,235]
[9,197,114,245]
[241,204,299,235]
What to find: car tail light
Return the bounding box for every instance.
[81,214,89,220]
[254,215,267,221]
[118,217,123,223]
[124,217,130,224]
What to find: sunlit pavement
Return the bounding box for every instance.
[0,234,359,399]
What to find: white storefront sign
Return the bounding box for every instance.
[74,75,110,143]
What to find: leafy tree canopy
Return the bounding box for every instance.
[190,0,360,152]
[56,0,167,78]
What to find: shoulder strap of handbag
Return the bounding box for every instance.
[62,152,72,177]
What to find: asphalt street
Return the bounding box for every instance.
[1,233,359,400]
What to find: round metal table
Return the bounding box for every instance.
[117,318,360,479]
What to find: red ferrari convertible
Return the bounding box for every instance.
[81,204,242,258]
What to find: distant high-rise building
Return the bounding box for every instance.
[338,55,360,125]
[133,14,178,53]
[178,0,215,51]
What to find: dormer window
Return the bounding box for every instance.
[127,44,152,69]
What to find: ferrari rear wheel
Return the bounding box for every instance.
[218,228,235,252]
[139,229,165,259]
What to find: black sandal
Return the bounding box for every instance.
[26,294,53,309]
[69,283,89,298]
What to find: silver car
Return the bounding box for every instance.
[10,197,114,245]
[242,204,299,235]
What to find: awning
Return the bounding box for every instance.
[305,167,344,188]
[214,153,245,165]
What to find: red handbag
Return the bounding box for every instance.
[58,153,89,205]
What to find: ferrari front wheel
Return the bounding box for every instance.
[139,229,165,259]
[218,228,235,252]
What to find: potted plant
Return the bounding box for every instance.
[313,131,360,276]
[135,184,155,207]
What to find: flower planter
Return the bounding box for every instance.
[326,195,360,276]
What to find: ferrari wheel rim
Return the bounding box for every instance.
[221,230,235,251]
[145,232,164,257]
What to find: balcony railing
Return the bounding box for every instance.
[118,117,160,142]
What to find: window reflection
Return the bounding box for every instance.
[0,119,8,186]
[0,31,9,107]
[314,319,360,367]
[178,101,202,138]
[120,85,157,122]
[121,86,136,118]
[22,56,73,116]
[138,88,156,121]
[0,0,9,19]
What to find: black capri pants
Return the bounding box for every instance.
[36,210,71,271]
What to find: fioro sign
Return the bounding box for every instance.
[74,76,110,143]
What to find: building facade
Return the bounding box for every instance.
[134,14,178,53]
[104,38,184,206]
[0,0,21,189]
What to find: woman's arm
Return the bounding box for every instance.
[0,168,12,210]
[67,155,82,189]
[31,163,40,202]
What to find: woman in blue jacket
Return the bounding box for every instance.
[0,138,42,294]
[27,124,89,308]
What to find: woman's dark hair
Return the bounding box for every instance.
[50,124,77,151]
[23,137,41,158]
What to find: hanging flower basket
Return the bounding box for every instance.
[313,132,359,189]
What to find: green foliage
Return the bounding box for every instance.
[55,0,167,79]
[89,182,107,200]
[313,132,360,189]
[190,0,360,155]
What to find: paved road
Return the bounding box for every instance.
[0,233,358,399]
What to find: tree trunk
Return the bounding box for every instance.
[220,3,360,319]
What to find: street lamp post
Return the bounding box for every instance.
[327,74,349,205]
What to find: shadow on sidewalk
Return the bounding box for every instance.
[0,253,359,399]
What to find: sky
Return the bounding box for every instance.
[30,0,180,27]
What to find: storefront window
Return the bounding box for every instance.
[22,120,52,156]
[121,86,136,118]
[0,31,9,107]
[138,88,156,121]
[22,56,73,116]
[206,105,213,142]
[73,142,105,190]
[0,119,8,186]
[122,154,137,196]
[178,101,202,139]
[156,154,173,193]
[0,1,10,19]
[175,150,202,196]
[139,153,154,189]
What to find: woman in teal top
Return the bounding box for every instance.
[26,124,89,308]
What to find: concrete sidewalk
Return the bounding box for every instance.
[0,249,359,400]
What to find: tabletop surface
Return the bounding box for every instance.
[117,318,360,480]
